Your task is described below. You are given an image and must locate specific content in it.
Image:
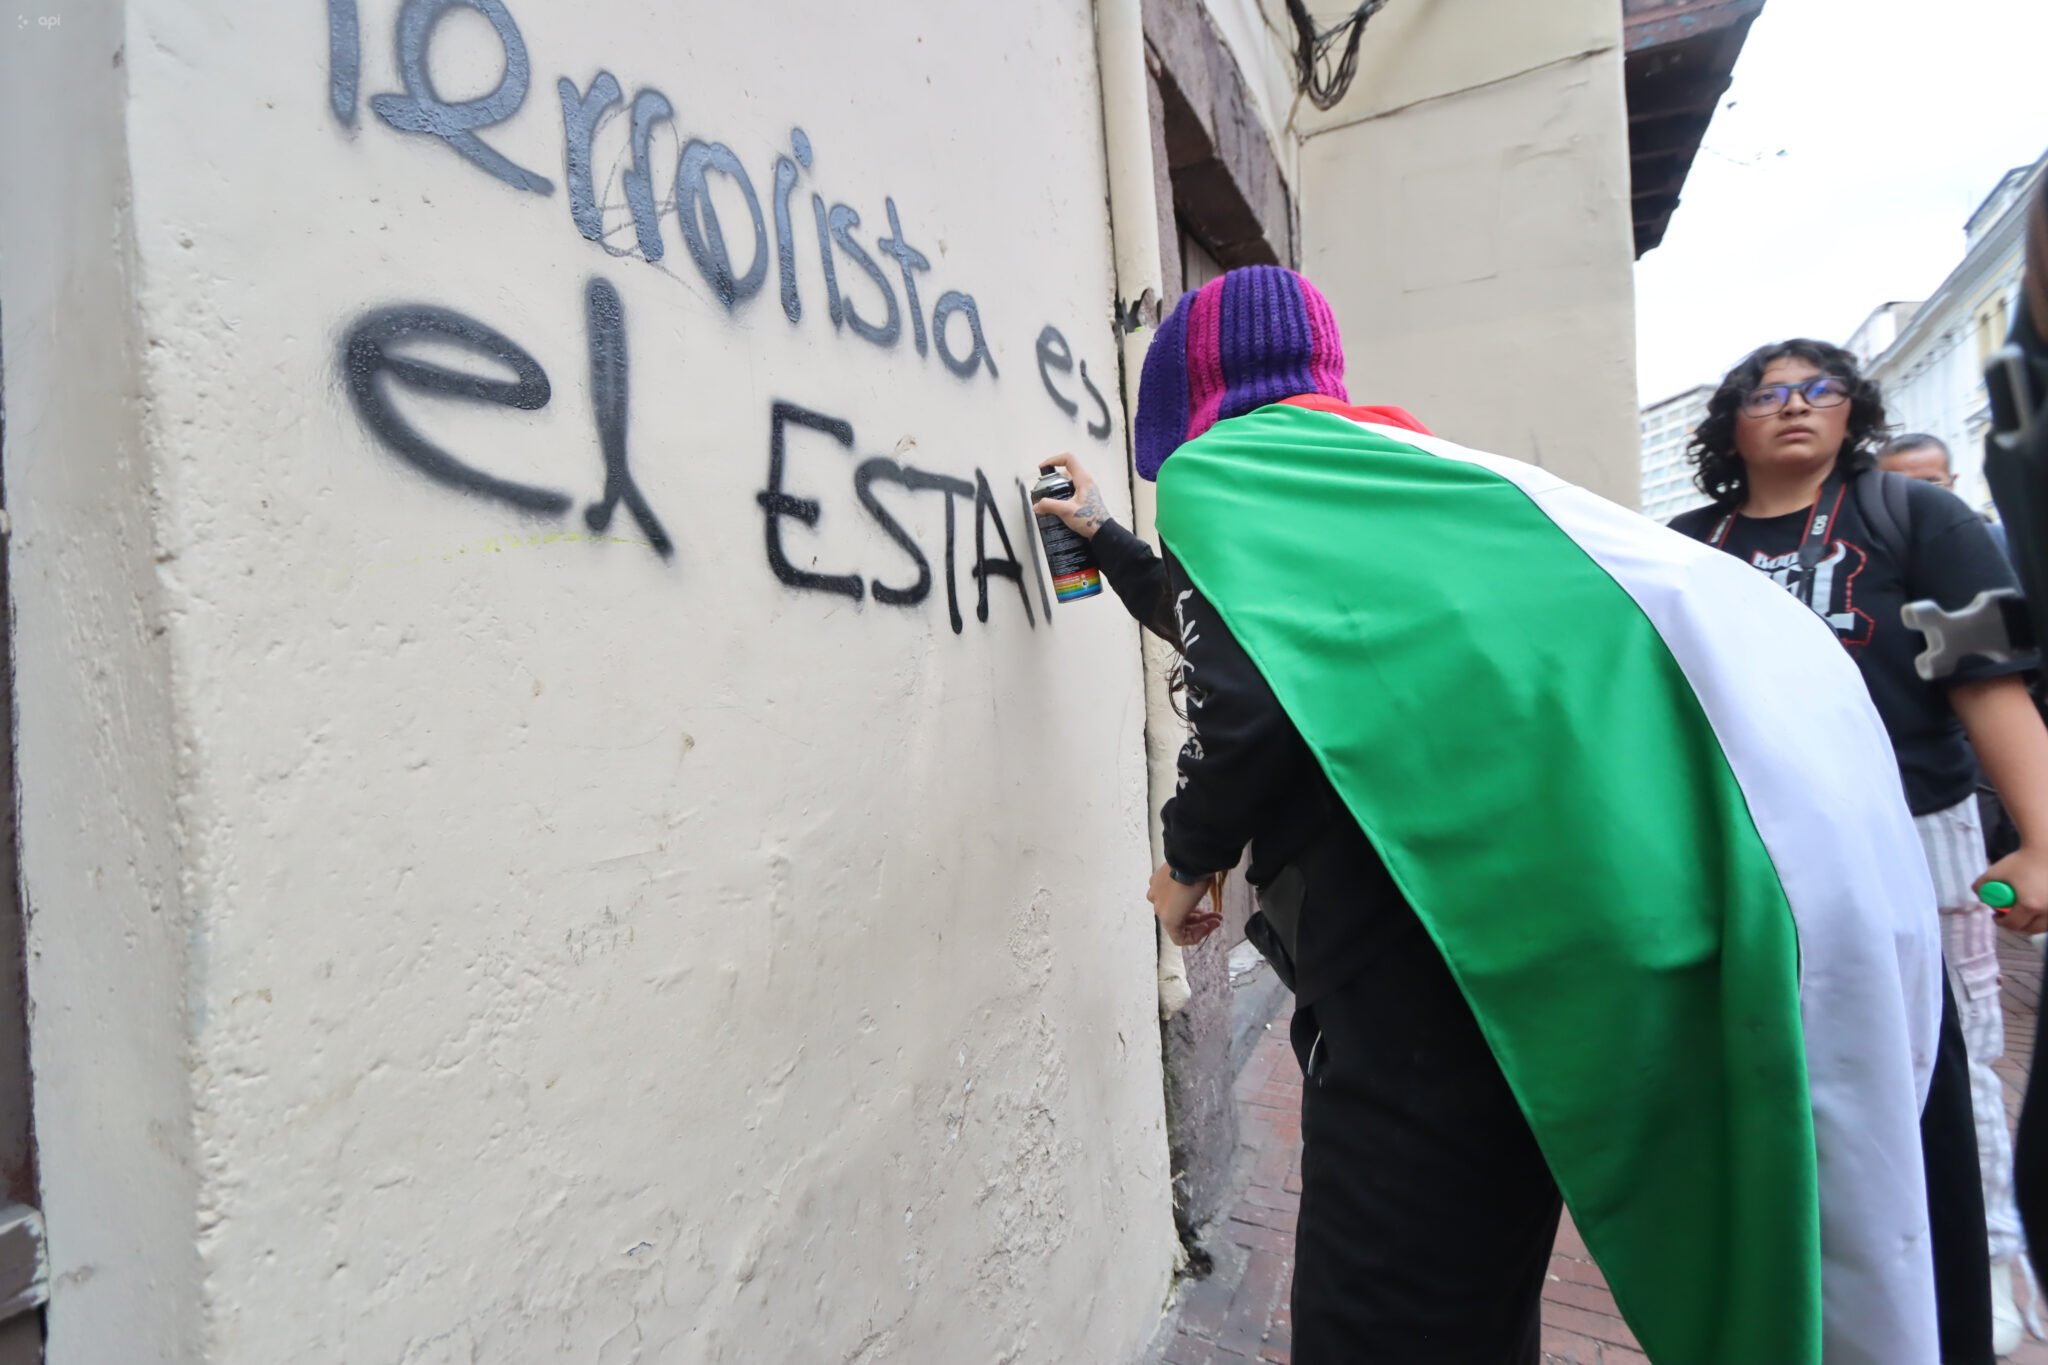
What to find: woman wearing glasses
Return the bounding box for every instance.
[1673,338,2048,1362]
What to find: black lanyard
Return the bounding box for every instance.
[1710,467,1846,609]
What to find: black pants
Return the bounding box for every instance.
[2019,942,2048,1319]
[1284,920,1991,1363]
[1925,969,1994,1365]
[1288,902,1562,1364]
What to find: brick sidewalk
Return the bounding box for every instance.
[1148,928,2048,1365]
[1147,1012,1299,1365]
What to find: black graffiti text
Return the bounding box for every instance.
[326,2,1045,391]
[340,277,672,558]
[760,403,1034,635]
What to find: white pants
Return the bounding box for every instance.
[1916,795,2023,1264]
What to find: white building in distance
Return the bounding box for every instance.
[1640,383,1716,522]
[1863,150,2047,513]
[1846,300,1921,371]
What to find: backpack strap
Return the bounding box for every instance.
[1850,464,1915,584]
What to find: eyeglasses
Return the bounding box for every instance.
[1741,376,1852,417]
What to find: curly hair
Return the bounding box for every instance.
[1687,338,1890,506]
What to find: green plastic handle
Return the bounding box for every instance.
[1981,880,2017,910]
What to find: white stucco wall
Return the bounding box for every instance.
[6,2,1176,1361]
[0,6,205,1360]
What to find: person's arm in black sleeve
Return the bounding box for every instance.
[1090,520,1176,641]
[1158,553,1302,877]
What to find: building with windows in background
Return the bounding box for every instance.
[1640,383,1716,521]
[1860,149,2047,514]
[1846,299,1920,372]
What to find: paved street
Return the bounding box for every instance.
[1147,928,2048,1365]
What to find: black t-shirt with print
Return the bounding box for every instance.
[1670,476,2036,815]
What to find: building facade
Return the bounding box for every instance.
[1867,151,2047,513]
[1639,384,1717,522]
[1847,300,1921,371]
[1,2,1728,1360]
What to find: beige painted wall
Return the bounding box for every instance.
[1301,47,1642,504]
[1236,0,1643,505]
[5,2,1175,1361]
[1293,0,1617,138]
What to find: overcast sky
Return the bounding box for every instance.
[1633,0,2048,405]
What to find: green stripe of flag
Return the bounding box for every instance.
[1157,402,1820,1365]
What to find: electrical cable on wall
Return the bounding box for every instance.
[1284,0,1389,110]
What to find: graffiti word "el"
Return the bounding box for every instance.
[340,275,671,557]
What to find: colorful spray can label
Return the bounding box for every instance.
[1031,470,1104,602]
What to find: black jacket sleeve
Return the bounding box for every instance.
[1090,520,1177,642]
[1158,554,1315,876]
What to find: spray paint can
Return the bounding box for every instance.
[1031,469,1104,603]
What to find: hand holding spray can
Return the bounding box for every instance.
[1031,467,1104,603]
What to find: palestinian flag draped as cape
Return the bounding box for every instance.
[1155,396,1943,1365]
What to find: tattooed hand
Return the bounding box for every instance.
[1148,861,1221,946]
[1030,454,1112,539]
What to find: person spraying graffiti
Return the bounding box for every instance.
[1035,265,1944,1364]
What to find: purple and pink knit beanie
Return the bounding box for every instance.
[1134,265,1348,481]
